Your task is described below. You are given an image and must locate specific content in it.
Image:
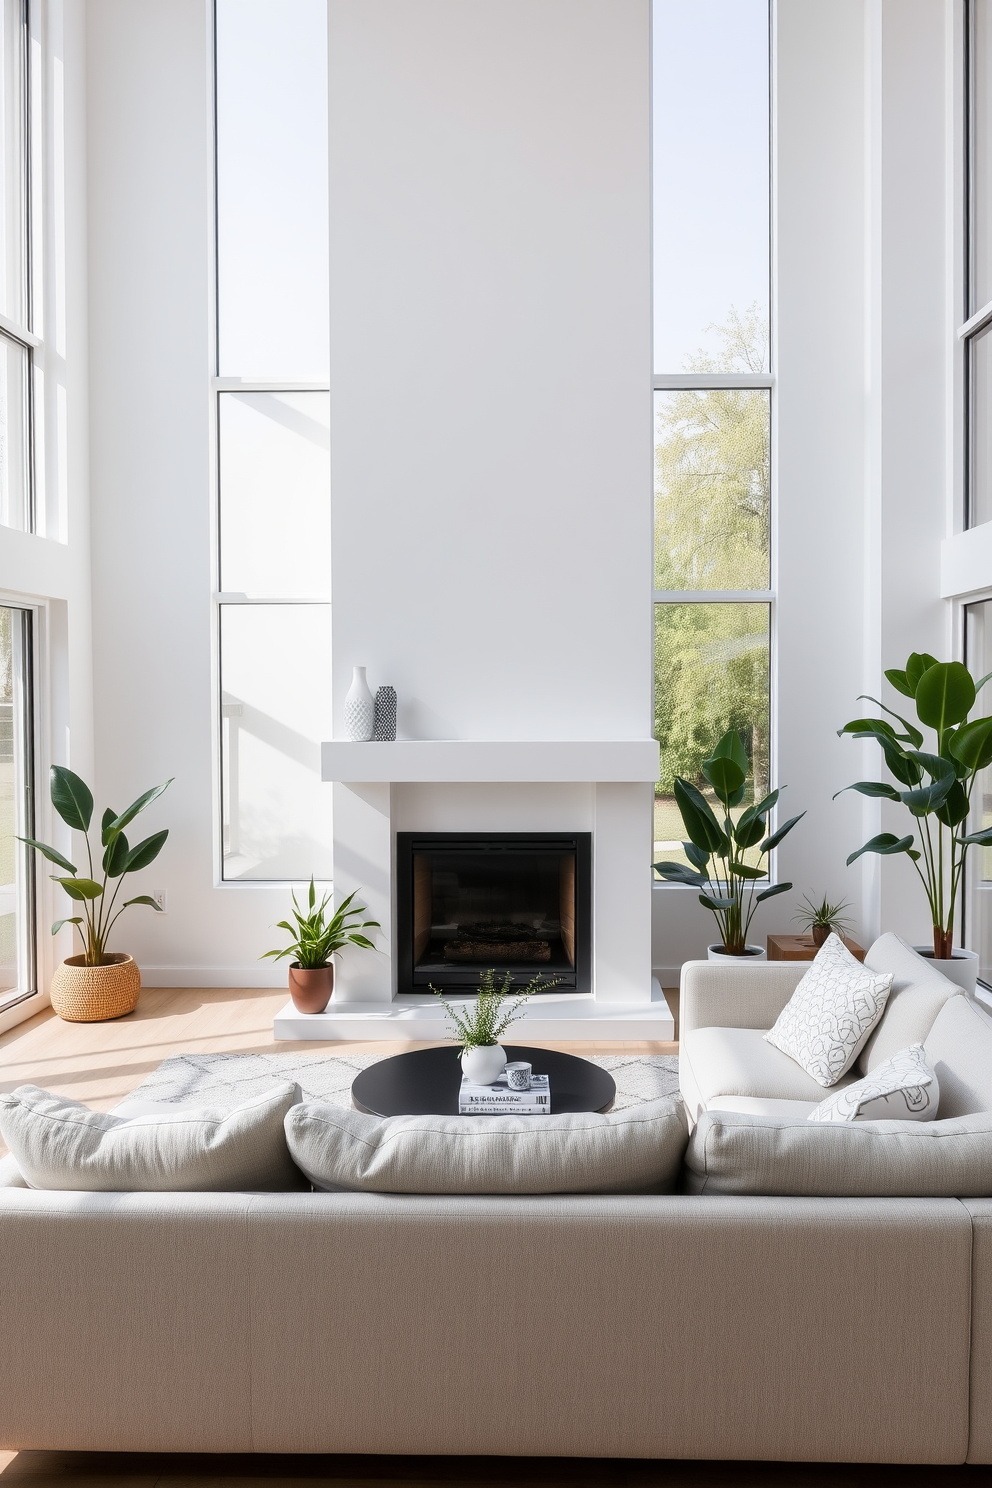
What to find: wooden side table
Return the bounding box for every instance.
[767,933,866,963]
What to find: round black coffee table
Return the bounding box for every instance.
[351,1045,616,1117]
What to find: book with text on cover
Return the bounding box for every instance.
[458,1071,551,1114]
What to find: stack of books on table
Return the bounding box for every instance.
[458,1072,551,1114]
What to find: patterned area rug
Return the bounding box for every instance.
[123,1051,680,1112]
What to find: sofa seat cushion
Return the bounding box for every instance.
[680,1026,860,1119]
[706,1095,819,1120]
[924,994,992,1117]
[0,1082,305,1191]
[859,932,962,1072]
[285,1096,688,1194]
[685,1107,992,1196]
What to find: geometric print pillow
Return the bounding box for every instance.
[808,1043,938,1123]
[764,933,894,1087]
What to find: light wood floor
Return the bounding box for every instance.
[5,989,976,1485]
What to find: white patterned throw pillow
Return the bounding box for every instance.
[809,1043,938,1123]
[764,933,893,1087]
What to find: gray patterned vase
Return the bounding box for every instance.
[344,666,374,741]
[372,685,397,741]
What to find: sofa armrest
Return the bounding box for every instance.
[679,960,805,1037]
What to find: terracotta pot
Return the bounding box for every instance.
[50,953,141,1022]
[288,963,334,1014]
[811,924,830,947]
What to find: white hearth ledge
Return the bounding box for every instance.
[273,981,675,1042]
[321,739,659,783]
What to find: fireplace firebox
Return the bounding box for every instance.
[396,832,591,996]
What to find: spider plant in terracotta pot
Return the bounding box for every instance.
[18,766,172,1021]
[793,894,855,948]
[261,880,379,1013]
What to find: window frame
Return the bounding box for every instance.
[0,0,38,535]
[0,600,36,1015]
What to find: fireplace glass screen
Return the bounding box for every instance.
[396,833,591,995]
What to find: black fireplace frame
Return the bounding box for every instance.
[395,831,592,997]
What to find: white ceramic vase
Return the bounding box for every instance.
[707,944,767,963]
[461,1043,507,1085]
[912,945,980,994]
[344,666,374,741]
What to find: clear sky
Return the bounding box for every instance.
[652,0,770,373]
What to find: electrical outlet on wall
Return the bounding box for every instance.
[151,889,167,914]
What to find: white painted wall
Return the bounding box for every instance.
[651,0,954,981]
[326,0,653,744]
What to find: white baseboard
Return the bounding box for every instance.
[136,966,287,989]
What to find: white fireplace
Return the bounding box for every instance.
[273,739,674,1041]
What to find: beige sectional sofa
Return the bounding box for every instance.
[1,934,991,1464]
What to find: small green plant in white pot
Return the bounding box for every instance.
[431,968,559,1084]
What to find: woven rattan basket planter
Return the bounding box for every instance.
[50,953,141,1022]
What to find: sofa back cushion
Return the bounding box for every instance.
[858,933,961,1072]
[685,1107,992,1196]
[0,1082,305,1191]
[924,994,992,1117]
[285,1096,688,1194]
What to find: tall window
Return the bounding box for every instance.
[652,0,772,867]
[214,0,332,881]
[0,605,34,1010]
[966,0,992,527]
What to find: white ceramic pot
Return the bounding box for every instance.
[460,1043,507,1085]
[707,944,767,963]
[912,945,980,994]
[344,665,375,741]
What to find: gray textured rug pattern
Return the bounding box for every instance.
[126,1051,680,1112]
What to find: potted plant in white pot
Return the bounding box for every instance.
[838,651,992,991]
[261,880,379,1013]
[431,967,559,1084]
[19,766,171,1021]
[653,728,804,959]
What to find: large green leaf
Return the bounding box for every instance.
[101,807,117,848]
[959,826,992,846]
[732,864,766,880]
[857,695,924,749]
[905,652,939,692]
[846,833,915,866]
[878,737,923,787]
[701,752,746,806]
[709,728,749,774]
[898,752,956,816]
[755,881,791,904]
[949,715,992,772]
[884,668,914,698]
[122,895,163,911]
[838,717,901,742]
[733,813,767,850]
[699,892,735,912]
[736,789,780,834]
[16,836,77,874]
[102,831,130,877]
[673,778,727,855]
[833,781,901,801]
[51,876,103,900]
[759,812,805,852]
[915,662,976,732]
[123,829,168,874]
[51,917,83,935]
[653,861,708,886]
[106,779,173,838]
[684,841,710,872]
[50,766,93,832]
[935,780,969,827]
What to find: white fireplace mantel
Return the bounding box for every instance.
[321,739,659,783]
